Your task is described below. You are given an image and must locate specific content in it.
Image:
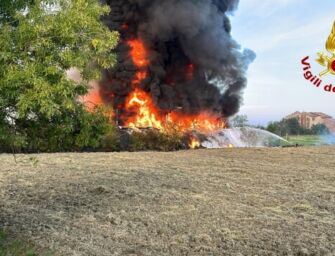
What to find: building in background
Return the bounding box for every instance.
[285,112,335,133]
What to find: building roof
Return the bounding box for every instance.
[285,112,333,119]
[285,111,302,119]
[309,112,332,118]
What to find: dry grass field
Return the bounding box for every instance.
[0,147,335,255]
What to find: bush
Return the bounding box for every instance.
[0,106,117,153]
[128,129,184,151]
[100,125,121,152]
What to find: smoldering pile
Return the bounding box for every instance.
[99,0,255,127]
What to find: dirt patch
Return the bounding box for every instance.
[0,147,334,255]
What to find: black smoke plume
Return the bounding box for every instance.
[100,0,255,123]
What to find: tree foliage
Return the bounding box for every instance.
[311,124,330,135]
[266,118,330,137]
[0,0,119,152]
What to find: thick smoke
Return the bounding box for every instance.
[101,0,255,123]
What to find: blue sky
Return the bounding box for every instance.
[230,0,335,125]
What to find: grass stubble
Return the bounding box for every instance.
[0,147,334,255]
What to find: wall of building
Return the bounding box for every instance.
[285,112,335,133]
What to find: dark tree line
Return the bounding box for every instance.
[266,118,330,137]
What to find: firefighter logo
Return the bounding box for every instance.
[316,21,335,77]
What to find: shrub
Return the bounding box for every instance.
[100,125,121,152]
[128,129,184,151]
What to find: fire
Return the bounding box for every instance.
[132,71,148,86]
[81,38,226,135]
[189,137,200,149]
[125,90,225,131]
[81,81,103,111]
[128,39,149,68]
[167,112,225,133]
[125,39,160,128]
[102,38,226,134]
[125,88,163,129]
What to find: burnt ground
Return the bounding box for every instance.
[0,147,334,256]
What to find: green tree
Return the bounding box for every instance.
[266,119,299,136]
[266,118,321,137]
[285,118,301,135]
[266,121,279,135]
[311,124,330,135]
[0,0,119,152]
[0,0,33,23]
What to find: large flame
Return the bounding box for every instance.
[124,39,161,128]
[81,38,226,133]
[167,112,225,133]
[125,88,163,129]
[123,38,226,132]
[124,88,225,132]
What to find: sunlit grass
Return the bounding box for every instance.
[287,135,325,146]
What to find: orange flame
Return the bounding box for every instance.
[128,39,150,68]
[132,71,148,86]
[123,38,226,133]
[81,81,103,111]
[124,91,225,132]
[167,112,225,133]
[125,88,163,129]
[124,39,161,128]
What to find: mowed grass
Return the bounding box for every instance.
[0,147,334,255]
[288,135,325,145]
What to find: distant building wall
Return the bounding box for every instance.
[285,112,335,133]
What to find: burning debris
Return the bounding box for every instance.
[189,137,201,149]
[85,0,255,145]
